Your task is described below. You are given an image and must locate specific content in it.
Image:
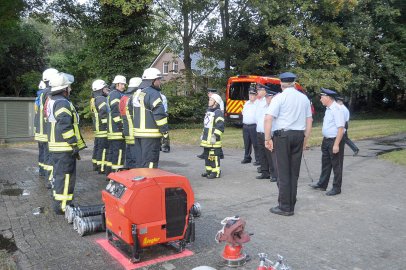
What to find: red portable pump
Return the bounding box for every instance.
[102,168,200,262]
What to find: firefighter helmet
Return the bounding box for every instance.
[42,68,59,82]
[142,68,163,80]
[49,72,74,92]
[128,77,142,88]
[112,75,126,84]
[92,79,107,91]
[211,94,223,106]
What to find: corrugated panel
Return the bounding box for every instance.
[6,103,29,137]
[0,103,6,137]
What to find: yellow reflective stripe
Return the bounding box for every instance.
[62,174,70,210]
[205,166,212,171]
[214,129,223,136]
[113,116,121,122]
[152,98,161,108]
[133,128,160,133]
[110,99,120,105]
[101,119,107,123]
[98,102,106,109]
[215,117,224,123]
[62,129,75,139]
[55,107,72,117]
[100,149,106,172]
[149,162,154,168]
[107,133,124,140]
[54,194,73,200]
[155,117,168,126]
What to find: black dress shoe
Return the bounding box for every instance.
[256,174,270,179]
[257,167,261,173]
[269,206,294,216]
[309,183,326,191]
[270,176,277,182]
[253,161,260,166]
[326,189,341,196]
[201,172,209,177]
[241,159,251,164]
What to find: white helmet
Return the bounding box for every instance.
[42,68,59,82]
[49,72,74,92]
[38,81,46,89]
[128,77,142,88]
[210,94,223,106]
[191,267,217,270]
[142,68,163,80]
[92,79,107,91]
[112,75,126,84]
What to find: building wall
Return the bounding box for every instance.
[151,52,185,82]
[0,97,35,142]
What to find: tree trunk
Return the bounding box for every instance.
[182,2,193,95]
[220,0,231,77]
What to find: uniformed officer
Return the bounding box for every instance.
[241,87,259,164]
[200,93,225,179]
[336,96,359,156]
[264,72,313,216]
[34,68,58,186]
[47,72,86,214]
[310,88,345,196]
[132,68,169,168]
[90,79,109,174]
[120,77,142,168]
[106,75,126,176]
[256,87,277,181]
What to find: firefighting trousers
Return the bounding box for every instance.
[51,152,76,212]
[37,142,47,176]
[92,138,98,169]
[105,139,125,176]
[43,143,53,183]
[134,138,161,168]
[95,137,108,173]
[125,143,137,169]
[273,130,304,212]
[203,148,221,177]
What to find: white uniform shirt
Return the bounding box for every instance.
[242,100,257,124]
[339,103,350,122]
[322,101,345,138]
[255,97,267,132]
[266,87,312,131]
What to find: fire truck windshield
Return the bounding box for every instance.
[229,82,252,100]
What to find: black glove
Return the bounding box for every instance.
[72,146,81,160]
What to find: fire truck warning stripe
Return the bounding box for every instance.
[95,239,194,269]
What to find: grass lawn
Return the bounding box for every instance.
[378,149,406,166]
[170,118,406,149]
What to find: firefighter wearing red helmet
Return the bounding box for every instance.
[46,72,86,214]
[200,93,224,179]
[90,79,109,174]
[132,68,169,168]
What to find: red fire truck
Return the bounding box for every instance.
[224,75,309,124]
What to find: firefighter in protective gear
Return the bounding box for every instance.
[200,94,224,179]
[120,77,142,168]
[34,68,58,187]
[90,79,109,174]
[47,72,86,214]
[106,75,126,176]
[133,68,169,168]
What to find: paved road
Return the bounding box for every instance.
[0,134,405,270]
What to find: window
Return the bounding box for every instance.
[172,61,179,74]
[163,62,169,74]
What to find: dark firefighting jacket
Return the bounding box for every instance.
[107,89,124,140]
[132,86,168,138]
[47,94,86,152]
[34,87,51,142]
[90,91,108,138]
[119,93,135,144]
[200,106,224,148]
